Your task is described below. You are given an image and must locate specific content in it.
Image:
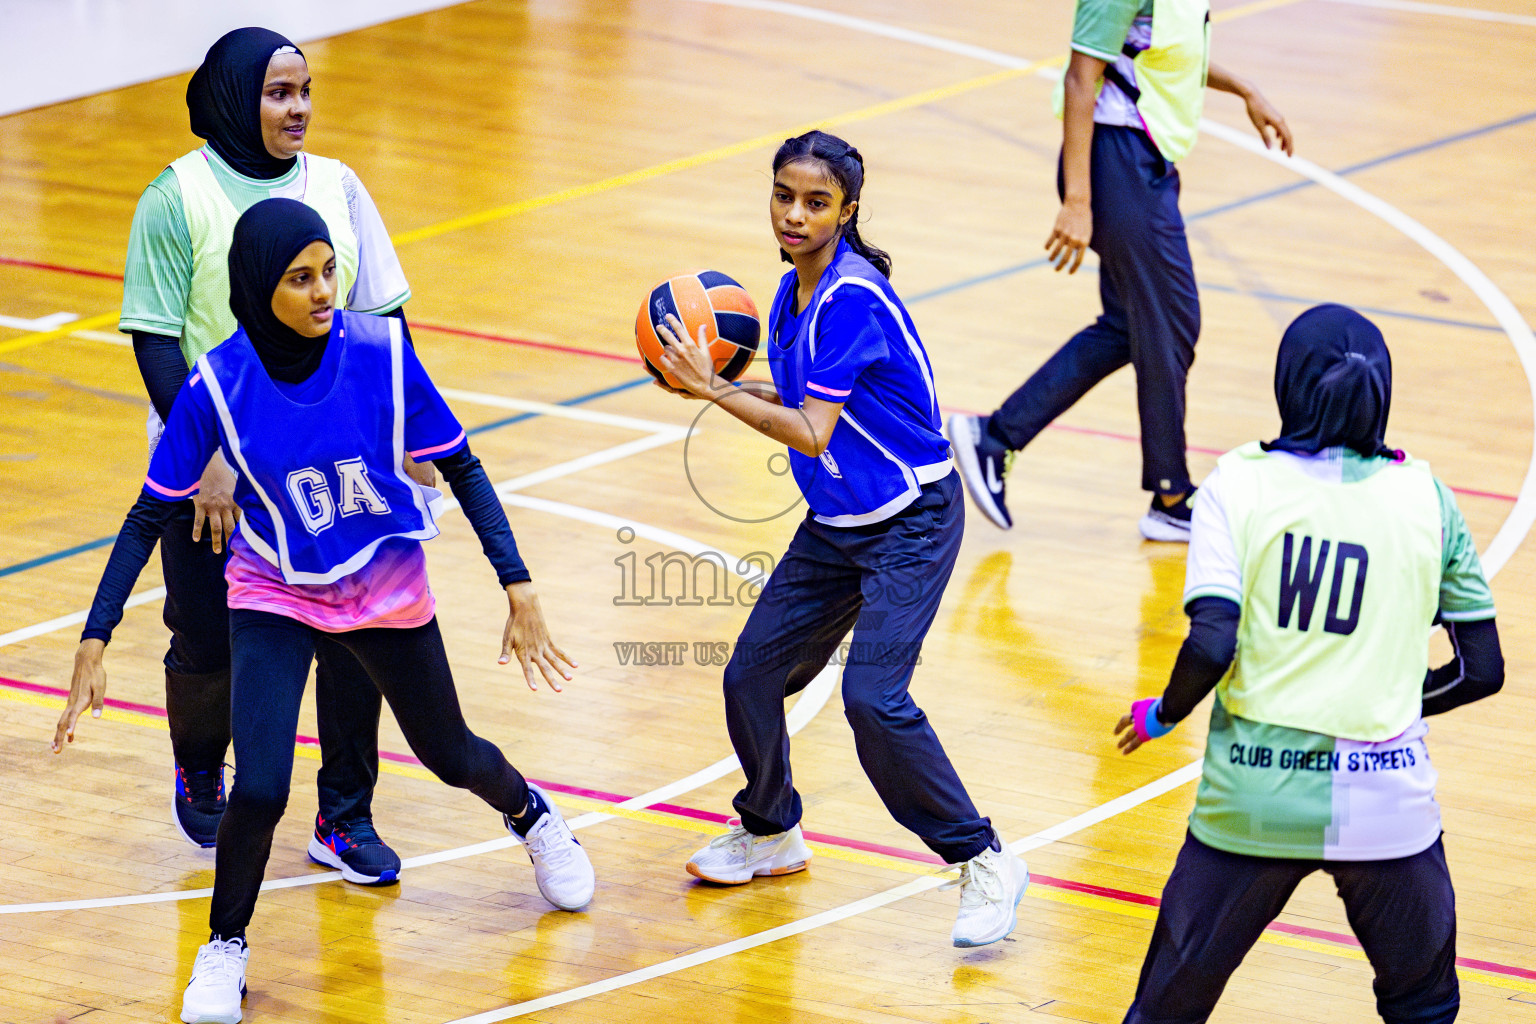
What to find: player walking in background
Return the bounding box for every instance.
[56,199,592,1024]
[1112,305,1502,1022]
[653,130,1029,949]
[949,0,1292,540]
[119,27,426,878]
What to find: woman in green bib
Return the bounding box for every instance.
[117,27,421,882]
[1113,305,1503,1023]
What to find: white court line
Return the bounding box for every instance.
[439,387,691,434]
[0,587,165,649]
[72,328,130,345]
[674,0,1037,68]
[14,7,1535,1017]
[0,311,78,331]
[1319,0,1536,26]
[443,761,1208,1024]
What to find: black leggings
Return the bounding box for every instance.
[1125,832,1458,1024]
[210,609,530,938]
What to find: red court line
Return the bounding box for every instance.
[410,320,641,366]
[1,252,1517,504]
[6,672,1533,982]
[0,255,124,281]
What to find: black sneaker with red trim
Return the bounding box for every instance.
[307,814,402,886]
[173,762,225,848]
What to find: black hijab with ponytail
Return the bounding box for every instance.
[1264,304,1396,459]
[772,130,892,278]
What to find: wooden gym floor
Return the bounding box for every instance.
[1,1,1534,1021]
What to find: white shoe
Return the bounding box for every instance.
[506,783,595,911]
[180,938,248,1024]
[686,820,812,884]
[946,845,1029,948]
[1138,488,1195,542]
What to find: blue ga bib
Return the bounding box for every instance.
[197,310,438,584]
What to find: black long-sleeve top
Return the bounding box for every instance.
[81,445,525,644]
[1155,596,1503,727]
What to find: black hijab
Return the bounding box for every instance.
[187,28,305,180]
[1264,304,1395,459]
[229,198,333,384]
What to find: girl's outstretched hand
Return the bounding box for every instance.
[499,581,578,692]
[654,314,720,398]
[53,639,107,753]
[1113,712,1145,755]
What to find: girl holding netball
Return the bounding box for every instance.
[55,199,593,1024]
[653,130,1028,948]
[1113,305,1503,1023]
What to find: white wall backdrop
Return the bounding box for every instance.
[0,0,468,116]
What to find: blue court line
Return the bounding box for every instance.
[0,377,659,580]
[0,536,119,579]
[7,108,1532,581]
[941,266,1504,334]
[910,107,1536,305]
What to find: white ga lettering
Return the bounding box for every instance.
[286,467,335,534]
[335,458,391,516]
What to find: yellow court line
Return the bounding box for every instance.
[387,61,1055,247]
[0,311,121,357]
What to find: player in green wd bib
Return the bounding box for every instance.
[1113,305,1503,1023]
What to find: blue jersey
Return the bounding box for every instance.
[766,239,952,525]
[146,310,467,585]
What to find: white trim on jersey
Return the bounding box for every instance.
[200,318,434,585]
[198,354,288,572]
[805,277,940,419]
[386,316,435,527]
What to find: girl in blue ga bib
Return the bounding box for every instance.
[56,199,593,1024]
[654,130,1028,948]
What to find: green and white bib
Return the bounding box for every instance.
[170,149,358,364]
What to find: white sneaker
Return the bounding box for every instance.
[1138,488,1196,542]
[506,783,595,911]
[180,938,248,1024]
[945,845,1029,948]
[685,820,812,884]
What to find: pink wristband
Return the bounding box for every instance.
[1131,697,1173,742]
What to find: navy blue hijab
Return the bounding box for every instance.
[187,27,304,180]
[1264,304,1395,459]
[228,198,333,383]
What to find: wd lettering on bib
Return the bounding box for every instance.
[1278,533,1368,635]
[1206,442,1441,741]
